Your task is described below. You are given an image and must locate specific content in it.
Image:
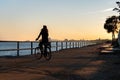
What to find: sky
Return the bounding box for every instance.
[0,0,119,41]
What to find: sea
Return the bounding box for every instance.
[0,41,94,56]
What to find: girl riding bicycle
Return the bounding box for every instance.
[36,25,49,53]
[35,25,51,60]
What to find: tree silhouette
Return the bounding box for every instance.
[104,16,118,41]
[104,1,120,43]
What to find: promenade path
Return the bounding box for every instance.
[0,44,120,80]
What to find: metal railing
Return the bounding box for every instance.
[0,41,97,56]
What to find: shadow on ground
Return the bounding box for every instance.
[0,44,120,80]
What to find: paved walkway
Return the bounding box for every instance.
[0,44,120,80]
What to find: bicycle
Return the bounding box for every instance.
[34,42,52,61]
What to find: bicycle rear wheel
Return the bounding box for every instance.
[34,47,42,59]
[44,47,51,61]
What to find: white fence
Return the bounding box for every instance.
[0,41,97,56]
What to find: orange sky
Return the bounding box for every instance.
[0,0,117,41]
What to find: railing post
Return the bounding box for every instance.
[79,41,81,48]
[61,42,63,50]
[56,42,58,51]
[31,42,33,55]
[66,42,67,49]
[82,41,84,47]
[78,42,80,48]
[83,41,85,47]
[81,41,83,47]
[86,41,88,46]
[75,42,77,48]
[70,42,71,48]
[84,41,85,46]
[84,41,86,46]
[78,42,79,48]
[73,42,74,48]
[79,42,81,48]
[77,42,78,48]
[17,42,19,56]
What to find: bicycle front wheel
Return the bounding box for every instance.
[34,47,42,59]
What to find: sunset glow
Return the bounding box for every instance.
[0,0,117,41]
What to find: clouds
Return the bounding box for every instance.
[101,8,114,12]
[87,8,114,15]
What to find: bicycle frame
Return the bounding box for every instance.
[35,42,51,61]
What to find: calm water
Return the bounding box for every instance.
[0,41,93,56]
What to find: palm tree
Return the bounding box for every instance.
[104,16,119,41]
